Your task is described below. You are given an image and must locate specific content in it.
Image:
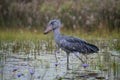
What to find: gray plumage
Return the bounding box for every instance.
[44,19,99,70]
[56,35,98,53]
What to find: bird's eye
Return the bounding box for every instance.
[51,21,56,25]
[51,22,54,25]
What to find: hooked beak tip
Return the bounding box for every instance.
[44,25,52,35]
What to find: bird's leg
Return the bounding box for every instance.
[55,50,58,63]
[67,53,70,70]
[74,54,85,63]
[84,54,88,59]
[83,54,88,63]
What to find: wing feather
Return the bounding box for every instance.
[59,36,99,53]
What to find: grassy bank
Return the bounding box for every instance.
[0,29,45,41]
[0,28,120,41]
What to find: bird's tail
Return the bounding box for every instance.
[86,43,99,53]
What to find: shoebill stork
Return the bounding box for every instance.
[44,19,99,70]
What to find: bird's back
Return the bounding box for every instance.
[57,35,99,54]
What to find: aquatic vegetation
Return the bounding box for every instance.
[113,39,120,51]
[82,63,88,68]
[57,77,62,80]
[12,67,18,72]
[56,50,60,54]
[0,39,120,80]
[55,62,59,67]
[17,73,23,78]
[30,70,35,76]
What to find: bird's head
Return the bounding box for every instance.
[44,19,61,34]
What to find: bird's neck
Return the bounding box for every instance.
[53,28,61,41]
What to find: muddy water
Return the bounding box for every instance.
[0,51,120,80]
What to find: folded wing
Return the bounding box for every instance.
[59,36,99,53]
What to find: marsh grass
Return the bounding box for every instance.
[0,29,120,80]
[0,29,120,42]
[0,29,45,41]
[0,40,120,80]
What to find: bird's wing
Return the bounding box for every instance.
[59,36,99,53]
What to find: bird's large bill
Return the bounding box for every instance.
[44,25,52,34]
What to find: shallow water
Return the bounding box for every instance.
[0,40,120,80]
